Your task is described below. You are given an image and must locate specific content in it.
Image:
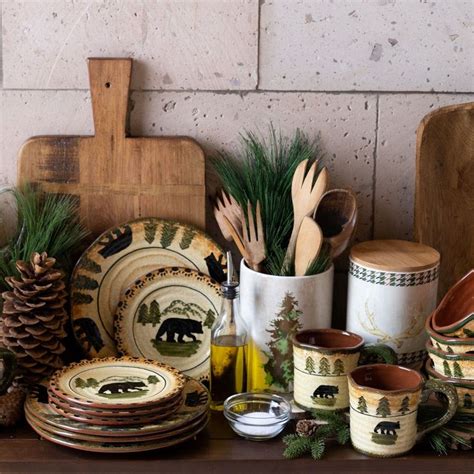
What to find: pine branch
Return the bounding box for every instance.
[0,186,88,291]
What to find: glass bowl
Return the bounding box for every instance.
[223,392,291,441]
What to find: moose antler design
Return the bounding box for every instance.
[358,300,425,349]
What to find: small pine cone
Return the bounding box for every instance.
[0,386,26,427]
[296,419,320,437]
[1,252,67,385]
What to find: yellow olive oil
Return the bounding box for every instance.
[210,335,247,410]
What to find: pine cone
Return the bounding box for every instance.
[296,419,320,437]
[0,386,26,427]
[1,252,67,385]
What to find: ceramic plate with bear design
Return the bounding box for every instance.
[26,413,209,453]
[71,218,225,359]
[49,357,185,409]
[115,268,221,382]
[26,377,209,438]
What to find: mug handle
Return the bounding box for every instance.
[416,379,458,440]
[359,344,398,365]
[0,348,16,395]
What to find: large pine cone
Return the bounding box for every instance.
[1,252,67,385]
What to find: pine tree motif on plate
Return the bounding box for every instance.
[160,222,179,248]
[180,227,197,250]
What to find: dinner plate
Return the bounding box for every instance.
[27,413,209,453]
[25,409,208,443]
[115,267,221,381]
[71,218,225,358]
[25,377,209,437]
[49,357,185,409]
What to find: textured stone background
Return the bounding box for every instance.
[0,0,473,246]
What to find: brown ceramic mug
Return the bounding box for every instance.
[348,364,458,457]
[292,329,396,411]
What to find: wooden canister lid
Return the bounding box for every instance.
[350,240,440,272]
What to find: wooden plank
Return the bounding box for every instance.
[415,102,474,299]
[18,58,206,237]
[0,415,470,473]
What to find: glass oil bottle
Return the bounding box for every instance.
[210,252,247,411]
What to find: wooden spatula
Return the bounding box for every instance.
[295,216,323,276]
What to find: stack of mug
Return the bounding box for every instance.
[425,270,474,415]
[292,328,458,458]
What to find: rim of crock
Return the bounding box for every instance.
[348,364,423,394]
[240,259,334,280]
[291,328,364,352]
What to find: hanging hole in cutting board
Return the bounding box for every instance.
[105,82,111,88]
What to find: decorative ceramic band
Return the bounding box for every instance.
[397,350,426,366]
[349,262,439,287]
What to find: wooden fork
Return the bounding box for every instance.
[241,200,266,272]
[283,160,328,268]
[216,191,243,240]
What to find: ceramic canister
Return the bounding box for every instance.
[346,240,440,368]
[348,364,458,458]
[240,260,334,393]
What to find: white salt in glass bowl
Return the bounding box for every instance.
[223,392,291,441]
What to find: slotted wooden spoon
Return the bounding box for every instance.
[284,161,329,268]
[295,217,323,276]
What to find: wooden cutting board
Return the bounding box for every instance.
[415,101,474,299]
[18,58,205,236]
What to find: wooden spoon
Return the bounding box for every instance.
[295,217,323,276]
[314,189,357,258]
[284,161,329,267]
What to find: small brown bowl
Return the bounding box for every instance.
[426,341,474,380]
[425,314,474,354]
[432,269,474,338]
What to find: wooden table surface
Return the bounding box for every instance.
[0,412,471,473]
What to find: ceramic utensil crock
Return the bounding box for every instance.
[292,329,396,411]
[431,269,474,338]
[240,261,334,393]
[348,364,458,457]
[346,240,440,367]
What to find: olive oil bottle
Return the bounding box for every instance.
[210,252,247,410]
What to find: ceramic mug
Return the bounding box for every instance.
[292,329,397,411]
[0,348,16,394]
[348,364,458,457]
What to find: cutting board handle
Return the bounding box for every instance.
[88,58,132,139]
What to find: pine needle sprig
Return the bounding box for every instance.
[283,410,350,460]
[0,186,88,292]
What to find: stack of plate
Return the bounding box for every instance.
[25,357,210,453]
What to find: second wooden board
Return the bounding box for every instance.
[415,102,474,299]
